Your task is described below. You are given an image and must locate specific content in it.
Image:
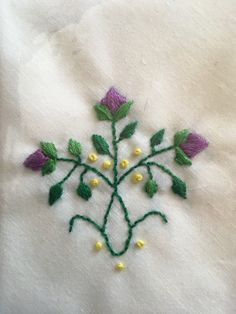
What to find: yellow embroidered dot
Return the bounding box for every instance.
[102,160,112,169]
[90,178,100,187]
[88,153,98,162]
[132,172,143,183]
[120,159,129,169]
[136,240,145,248]
[95,241,103,250]
[115,262,125,270]
[133,147,142,156]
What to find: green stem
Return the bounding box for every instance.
[145,161,176,179]
[111,120,118,188]
[118,145,174,184]
[56,157,113,187]
[69,214,102,233]
[132,210,168,228]
[58,163,79,185]
[80,168,88,182]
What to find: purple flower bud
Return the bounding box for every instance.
[24,149,49,171]
[101,87,127,113]
[180,133,209,159]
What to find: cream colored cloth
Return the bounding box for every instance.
[1,0,236,313]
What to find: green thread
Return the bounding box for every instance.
[91,134,112,157]
[68,139,82,157]
[144,179,158,198]
[117,121,138,142]
[65,120,171,256]
[25,90,209,258]
[117,145,174,185]
[40,142,57,159]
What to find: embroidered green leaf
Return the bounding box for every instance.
[68,139,82,157]
[92,135,111,155]
[171,176,187,199]
[76,182,92,200]
[94,104,113,121]
[40,142,57,159]
[41,159,56,176]
[144,179,158,198]
[174,129,189,146]
[49,183,63,205]
[119,121,138,141]
[150,129,165,148]
[175,147,192,166]
[113,101,133,122]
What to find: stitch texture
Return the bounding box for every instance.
[24,87,209,257]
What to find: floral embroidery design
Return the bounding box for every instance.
[24,87,209,258]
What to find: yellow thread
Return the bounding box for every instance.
[133,147,142,156]
[120,159,129,169]
[136,240,145,248]
[90,178,100,187]
[115,262,125,270]
[102,160,112,170]
[132,172,143,183]
[95,241,103,250]
[88,153,98,162]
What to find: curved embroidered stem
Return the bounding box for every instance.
[102,227,133,257]
[144,163,153,179]
[81,163,113,187]
[132,210,168,228]
[69,214,102,233]
[145,161,176,179]
[80,168,88,182]
[118,145,174,184]
[58,163,79,185]
[102,192,116,230]
[56,157,113,187]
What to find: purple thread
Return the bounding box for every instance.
[101,87,126,113]
[24,149,49,170]
[180,133,209,158]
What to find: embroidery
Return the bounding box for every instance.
[24,87,209,260]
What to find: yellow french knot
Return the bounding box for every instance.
[102,160,112,169]
[133,147,142,156]
[90,178,100,187]
[95,241,103,250]
[136,240,145,248]
[120,159,129,169]
[115,262,125,271]
[132,172,143,183]
[88,153,98,162]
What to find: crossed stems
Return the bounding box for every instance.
[56,121,175,256]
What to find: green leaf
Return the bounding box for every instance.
[119,121,138,141]
[175,147,192,166]
[94,104,113,121]
[113,101,133,122]
[40,142,57,159]
[174,129,189,146]
[150,129,165,148]
[49,183,63,205]
[91,134,111,155]
[76,182,92,201]
[41,159,56,176]
[144,179,158,198]
[171,176,187,199]
[68,139,82,157]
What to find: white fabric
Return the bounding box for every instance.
[1,0,236,313]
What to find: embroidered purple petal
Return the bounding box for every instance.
[24,149,49,171]
[180,133,209,158]
[101,87,126,113]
